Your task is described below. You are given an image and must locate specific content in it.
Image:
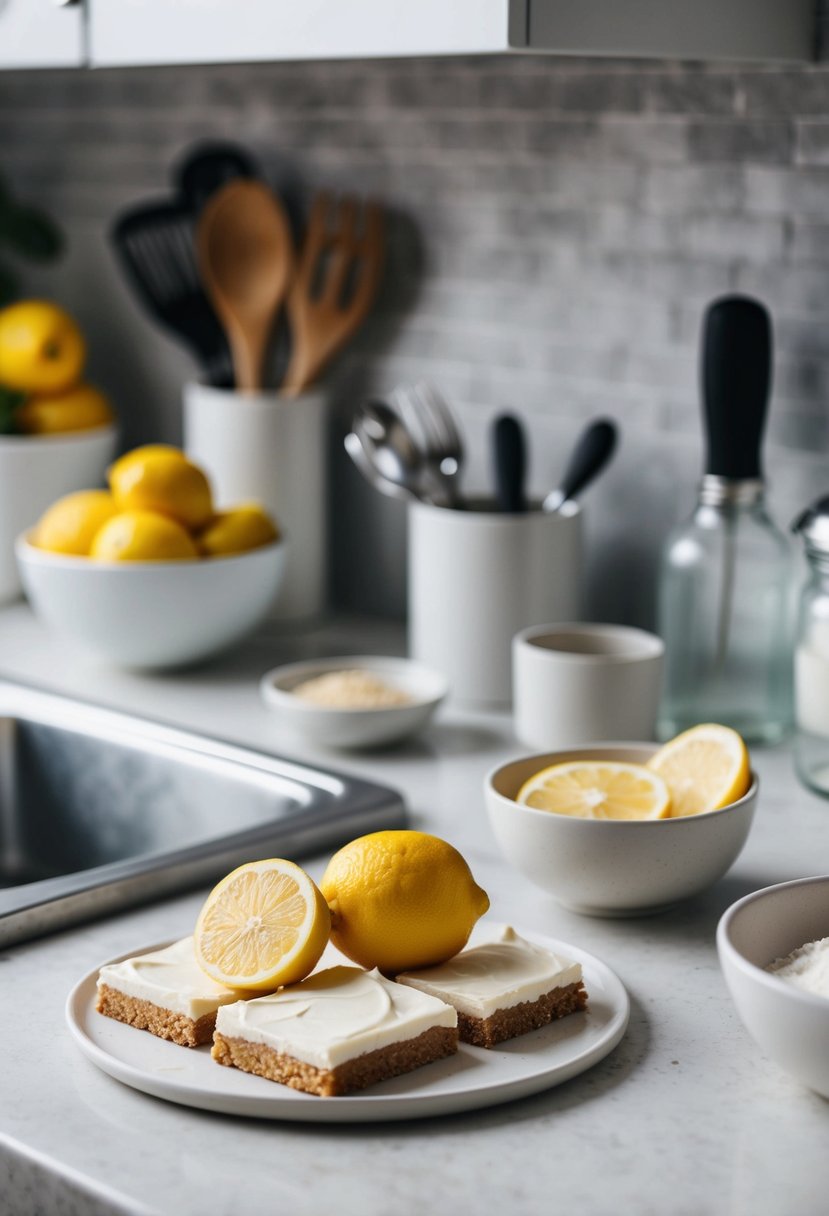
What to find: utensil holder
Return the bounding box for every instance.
[407,499,583,707]
[183,382,327,622]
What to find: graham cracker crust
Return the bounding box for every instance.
[458,980,588,1049]
[212,1024,458,1097]
[96,984,217,1048]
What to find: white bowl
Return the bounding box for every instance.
[0,425,117,604]
[16,534,285,669]
[485,744,758,916]
[260,655,448,749]
[717,875,829,1098]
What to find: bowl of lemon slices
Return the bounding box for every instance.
[485,725,758,916]
[16,444,284,668]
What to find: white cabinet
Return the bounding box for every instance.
[88,0,815,69]
[0,0,85,68]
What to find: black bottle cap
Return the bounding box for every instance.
[701,294,772,481]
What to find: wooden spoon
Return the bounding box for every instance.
[196,179,294,392]
[282,192,384,397]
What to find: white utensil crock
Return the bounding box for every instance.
[0,425,117,605]
[183,382,327,622]
[408,500,582,707]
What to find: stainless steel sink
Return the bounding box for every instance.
[0,681,406,947]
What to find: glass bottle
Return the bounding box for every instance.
[657,295,793,744]
[792,497,829,795]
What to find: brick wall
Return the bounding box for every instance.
[2,55,829,622]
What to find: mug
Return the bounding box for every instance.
[408,499,582,706]
[512,622,665,750]
[183,382,327,622]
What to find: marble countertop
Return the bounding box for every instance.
[1,604,828,1216]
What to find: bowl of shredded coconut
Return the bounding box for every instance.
[717,875,829,1097]
[259,655,448,748]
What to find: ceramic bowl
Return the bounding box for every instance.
[260,655,448,748]
[485,744,758,916]
[717,875,829,1098]
[0,425,117,605]
[16,534,285,669]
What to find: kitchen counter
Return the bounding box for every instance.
[1,603,828,1216]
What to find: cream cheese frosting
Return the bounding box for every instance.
[97,937,239,1020]
[395,926,583,1019]
[215,965,457,1070]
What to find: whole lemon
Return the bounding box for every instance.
[320,830,490,975]
[198,503,279,557]
[108,446,213,531]
[0,300,86,394]
[16,383,114,435]
[90,510,199,562]
[33,490,118,556]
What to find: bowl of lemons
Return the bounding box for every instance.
[0,299,118,604]
[16,443,284,669]
[485,725,758,916]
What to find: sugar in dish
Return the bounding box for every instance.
[767,936,829,1000]
[293,669,412,710]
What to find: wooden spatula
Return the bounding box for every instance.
[282,193,384,397]
[196,179,294,392]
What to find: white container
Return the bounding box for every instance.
[183,382,327,622]
[717,875,829,1099]
[16,534,285,669]
[408,499,582,707]
[513,623,665,750]
[0,425,117,604]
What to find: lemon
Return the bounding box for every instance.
[33,490,118,556]
[195,858,331,991]
[16,383,114,435]
[0,300,86,394]
[198,503,279,557]
[648,724,751,817]
[320,830,490,975]
[108,445,213,531]
[516,761,671,821]
[90,510,199,562]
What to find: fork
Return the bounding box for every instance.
[392,382,464,508]
[282,192,385,396]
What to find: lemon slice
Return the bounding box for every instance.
[195,859,331,991]
[516,761,671,821]
[648,724,751,817]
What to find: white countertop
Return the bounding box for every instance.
[1,604,828,1216]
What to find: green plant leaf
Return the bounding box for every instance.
[0,385,26,435]
[3,204,64,262]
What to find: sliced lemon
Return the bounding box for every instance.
[194,859,331,992]
[516,760,671,821]
[648,724,751,817]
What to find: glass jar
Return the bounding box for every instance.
[658,476,794,744]
[793,496,829,795]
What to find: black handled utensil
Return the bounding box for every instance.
[492,413,528,513]
[543,418,618,513]
[111,199,233,387]
[174,141,261,215]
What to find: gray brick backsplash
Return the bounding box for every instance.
[3,54,829,624]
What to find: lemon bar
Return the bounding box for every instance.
[96,937,240,1047]
[212,965,458,1096]
[396,926,587,1048]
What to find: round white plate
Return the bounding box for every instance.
[66,930,629,1123]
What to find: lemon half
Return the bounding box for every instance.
[648,724,750,817]
[516,760,671,821]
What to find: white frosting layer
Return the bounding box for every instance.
[767,935,829,999]
[97,937,239,1020]
[396,926,583,1019]
[215,965,457,1070]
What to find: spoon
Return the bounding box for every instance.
[196,179,294,392]
[543,418,618,514]
[348,400,456,506]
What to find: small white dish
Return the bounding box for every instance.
[66,927,629,1123]
[259,655,448,749]
[485,744,758,916]
[717,875,829,1098]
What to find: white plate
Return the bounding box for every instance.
[66,930,629,1123]
[259,655,449,749]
